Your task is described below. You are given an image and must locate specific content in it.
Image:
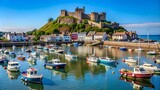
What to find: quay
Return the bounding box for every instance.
[0,41,84,47]
[104,41,160,51]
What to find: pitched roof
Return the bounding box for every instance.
[113,32,126,36]
[95,32,105,36]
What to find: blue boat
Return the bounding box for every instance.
[73,42,79,47]
[119,47,128,51]
[99,57,116,64]
[21,68,43,83]
[44,59,66,69]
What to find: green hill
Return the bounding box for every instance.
[26,16,126,40]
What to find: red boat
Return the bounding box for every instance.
[119,67,153,78]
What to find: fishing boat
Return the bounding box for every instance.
[139,63,160,73]
[86,55,99,63]
[21,67,43,83]
[44,59,66,69]
[119,66,153,78]
[99,57,116,64]
[147,51,158,55]
[119,47,128,51]
[122,57,138,63]
[7,61,20,72]
[0,54,8,63]
[65,52,78,60]
[17,53,26,60]
[27,56,37,63]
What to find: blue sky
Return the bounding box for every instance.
[0,0,160,35]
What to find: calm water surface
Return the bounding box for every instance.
[0,46,160,90]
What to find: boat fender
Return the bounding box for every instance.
[112,71,115,74]
[124,73,127,76]
[132,74,135,77]
[122,60,125,62]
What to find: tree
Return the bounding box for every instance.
[48,18,53,22]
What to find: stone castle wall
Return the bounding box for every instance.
[60,7,106,22]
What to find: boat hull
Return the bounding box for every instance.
[22,76,42,83]
[99,59,115,64]
[120,70,153,78]
[44,63,66,69]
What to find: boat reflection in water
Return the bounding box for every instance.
[119,76,154,90]
[21,80,44,90]
[7,70,20,79]
[99,62,117,71]
[51,69,67,80]
[124,62,137,67]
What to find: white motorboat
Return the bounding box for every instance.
[27,56,37,63]
[122,57,138,63]
[147,51,158,55]
[7,61,20,72]
[86,55,99,63]
[139,63,160,73]
[65,52,78,60]
[0,54,8,63]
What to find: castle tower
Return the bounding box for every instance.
[99,12,106,21]
[61,10,67,17]
[91,12,99,22]
[75,7,85,19]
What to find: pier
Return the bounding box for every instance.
[104,41,160,51]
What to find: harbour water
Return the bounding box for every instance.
[0,46,160,90]
[138,35,160,41]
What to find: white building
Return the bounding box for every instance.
[60,34,71,42]
[85,31,96,41]
[78,32,87,41]
[94,32,107,41]
[112,31,127,40]
[4,32,27,42]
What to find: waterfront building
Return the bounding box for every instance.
[40,35,55,42]
[27,35,35,41]
[4,32,27,42]
[112,31,127,41]
[71,32,78,41]
[94,32,107,41]
[85,31,96,41]
[78,32,87,41]
[60,34,71,42]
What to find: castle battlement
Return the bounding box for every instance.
[60,7,106,22]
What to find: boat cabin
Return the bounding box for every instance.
[27,68,38,76]
[48,59,61,64]
[143,64,154,67]
[8,62,19,66]
[134,67,146,73]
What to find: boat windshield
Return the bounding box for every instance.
[11,64,18,66]
[34,71,37,74]
[139,68,145,71]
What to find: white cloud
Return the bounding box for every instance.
[0,26,34,32]
[121,22,160,28]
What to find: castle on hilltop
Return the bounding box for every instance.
[60,7,119,29]
[61,7,106,22]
